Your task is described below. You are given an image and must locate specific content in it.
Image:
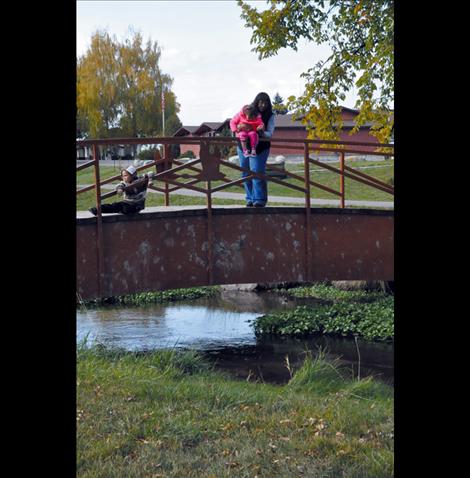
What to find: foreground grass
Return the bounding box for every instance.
[77,347,394,477]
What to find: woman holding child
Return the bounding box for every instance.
[230,92,276,207]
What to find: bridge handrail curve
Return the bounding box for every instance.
[76,135,394,149]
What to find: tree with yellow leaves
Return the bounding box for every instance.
[77,29,181,141]
[238,0,394,143]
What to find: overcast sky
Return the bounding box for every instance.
[77,0,360,126]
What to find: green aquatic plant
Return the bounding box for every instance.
[80,286,220,307]
[253,297,394,341]
[285,282,390,303]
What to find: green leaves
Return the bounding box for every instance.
[253,297,394,341]
[238,0,394,142]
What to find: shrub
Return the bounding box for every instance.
[137,148,159,161]
[179,150,195,159]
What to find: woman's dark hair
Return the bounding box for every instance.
[252,92,273,125]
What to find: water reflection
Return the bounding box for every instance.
[77,303,257,350]
[77,291,301,350]
[77,290,393,385]
[203,335,393,385]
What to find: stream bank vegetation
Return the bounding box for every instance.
[79,286,220,308]
[256,282,394,341]
[77,344,393,477]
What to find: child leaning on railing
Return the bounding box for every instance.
[89,165,155,216]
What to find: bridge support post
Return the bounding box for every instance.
[92,144,105,298]
[163,145,171,206]
[340,151,345,209]
[304,142,312,281]
[206,180,214,285]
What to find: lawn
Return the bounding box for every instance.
[214,159,394,202]
[77,347,394,477]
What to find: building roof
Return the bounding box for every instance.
[214,119,231,132]
[340,106,360,114]
[193,120,231,135]
[274,114,305,128]
[173,126,200,136]
[200,122,225,130]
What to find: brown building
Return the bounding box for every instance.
[270,107,380,155]
[173,107,388,157]
[174,121,230,157]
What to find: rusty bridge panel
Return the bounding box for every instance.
[77,207,394,301]
[211,212,308,285]
[77,223,100,300]
[310,212,394,280]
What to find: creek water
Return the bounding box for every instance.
[77,290,393,385]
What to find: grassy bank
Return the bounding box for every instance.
[80,286,220,308]
[77,346,394,477]
[254,284,394,341]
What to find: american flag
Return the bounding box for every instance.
[161,90,165,110]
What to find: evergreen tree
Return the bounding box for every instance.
[272,92,288,115]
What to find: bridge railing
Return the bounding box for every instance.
[76,135,393,210]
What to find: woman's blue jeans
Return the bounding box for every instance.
[237,146,269,206]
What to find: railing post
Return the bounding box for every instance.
[206,179,214,285]
[154,147,161,181]
[340,151,345,209]
[304,142,312,281]
[163,144,171,206]
[92,143,105,298]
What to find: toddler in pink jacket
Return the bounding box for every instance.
[230,104,265,157]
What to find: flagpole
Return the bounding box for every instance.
[162,89,165,136]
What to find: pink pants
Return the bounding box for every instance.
[238,130,259,149]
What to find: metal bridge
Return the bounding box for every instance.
[76,136,393,301]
